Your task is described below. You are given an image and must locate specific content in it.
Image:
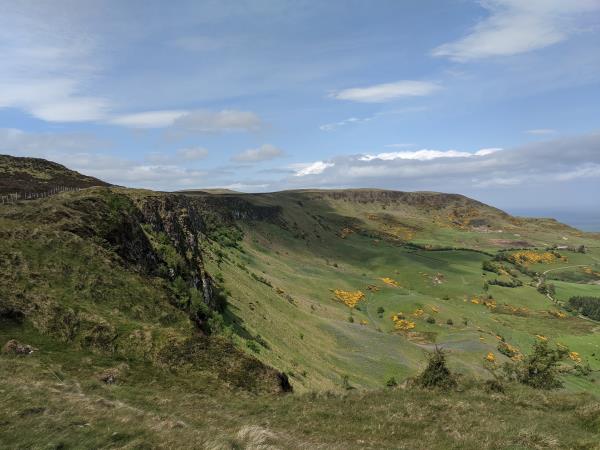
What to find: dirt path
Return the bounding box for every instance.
[536,265,590,303]
[541,264,589,276]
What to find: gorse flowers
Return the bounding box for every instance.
[413,308,425,317]
[548,310,567,319]
[394,319,416,331]
[380,277,400,287]
[333,289,365,308]
[391,313,416,330]
[508,251,564,265]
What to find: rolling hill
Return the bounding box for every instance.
[0,154,109,197]
[1,157,600,448]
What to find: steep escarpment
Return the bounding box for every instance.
[0,187,290,393]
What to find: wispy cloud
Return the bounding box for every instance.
[0,4,110,122]
[330,80,440,103]
[173,110,262,133]
[0,128,107,153]
[231,144,283,162]
[433,0,600,61]
[526,128,557,135]
[292,161,335,176]
[320,108,428,132]
[319,116,375,131]
[110,109,262,133]
[109,110,188,128]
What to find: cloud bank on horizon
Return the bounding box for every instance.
[0,0,599,214]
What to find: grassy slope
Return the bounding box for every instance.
[203,190,600,393]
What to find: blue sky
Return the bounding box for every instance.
[1,0,600,227]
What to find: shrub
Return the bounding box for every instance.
[415,346,457,390]
[377,306,385,315]
[504,339,569,389]
[386,376,398,387]
[488,278,523,288]
[246,340,260,353]
[426,316,436,324]
[497,341,520,359]
[568,296,600,321]
[446,318,453,326]
[341,374,352,390]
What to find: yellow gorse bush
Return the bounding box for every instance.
[508,251,564,265]
[569,351,582,363]
[380,277,400,287]
[548,310,567,319]
[483,299,497,310]
[485,352,496,362]
[393,318,416,331]
[391,313,405,321]
[333,289,365,308]
[412,308,424,317]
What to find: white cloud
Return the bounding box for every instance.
[526,128,557,135]
[359,148,502,161]
[109,110,188,128]
[475,148,503,156]
[231,144,283,162]
[433,0,600,61]
[293,161,335,177]
[331,80,440,103]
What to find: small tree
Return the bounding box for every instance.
[415,346,456,389]
[504,339,568,389]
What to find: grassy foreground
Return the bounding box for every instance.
[2,339,600,450]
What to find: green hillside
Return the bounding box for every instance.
[1,160,600,448]
[190,189,600,393]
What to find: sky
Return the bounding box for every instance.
[1,0,600,228]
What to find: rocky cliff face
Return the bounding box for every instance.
[0,187,292,393]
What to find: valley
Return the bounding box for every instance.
[1,156,600,448]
